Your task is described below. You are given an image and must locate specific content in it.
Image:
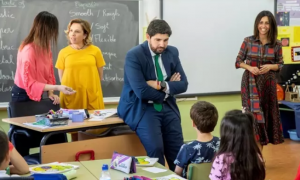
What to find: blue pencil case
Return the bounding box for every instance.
[32,173,67,180]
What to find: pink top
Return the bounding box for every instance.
[210,153,263,180]
[14,43,56,101]
[209,154,234,180]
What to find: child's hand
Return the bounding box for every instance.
[9,147,29,174]
[241,107,246,113]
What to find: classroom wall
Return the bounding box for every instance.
[142,0,160,26]
[0,110,9,133]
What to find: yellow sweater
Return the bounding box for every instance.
[55,45,106,110]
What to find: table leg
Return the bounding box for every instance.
[39,131,67,163]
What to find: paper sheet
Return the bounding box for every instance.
[88,109,118,121]
[142,167,167,173]
[152,174,187,180]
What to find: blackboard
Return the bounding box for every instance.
[0,0,140,106]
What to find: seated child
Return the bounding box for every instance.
[209,110,265,180]
[174,101,220,178]
[0,131,29,177]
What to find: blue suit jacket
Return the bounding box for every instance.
[117,41,188,130]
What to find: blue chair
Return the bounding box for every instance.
[0,177,34,180]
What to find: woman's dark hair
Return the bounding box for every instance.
[20,11,59,53]
[0,131,9,165]
[147,19,172,38]
[217,110,265,180]
[254,10,278,47]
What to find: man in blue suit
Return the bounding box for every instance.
[117,19,188,171]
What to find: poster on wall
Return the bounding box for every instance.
[276,0,300,85]
[277,0,300,26]
[276,0,300,64]
[292,46,300,61]
[281,37,290,47]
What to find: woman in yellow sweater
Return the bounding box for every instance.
[56,19,106,110]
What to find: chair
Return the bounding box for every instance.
[187,162,212,180]
[0,177,34,180]
[7,99,67,165]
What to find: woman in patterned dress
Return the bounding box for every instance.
[235,10,284,150]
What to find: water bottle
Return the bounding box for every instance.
[99,164,111,180]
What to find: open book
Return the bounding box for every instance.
[89,109,118,121]
[30,162,79,174]
[135,157,159,167]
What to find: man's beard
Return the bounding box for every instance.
[150,44,165,54]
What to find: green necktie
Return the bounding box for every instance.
[154,54,163,112]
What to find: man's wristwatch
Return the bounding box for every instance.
[160,81,166,91]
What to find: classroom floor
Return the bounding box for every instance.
[264,139,300,180]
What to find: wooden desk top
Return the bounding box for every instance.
[80,159,174,179]
[70,162,98,180]
[2,110,124,133]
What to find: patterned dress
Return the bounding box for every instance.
[209,153,264,180]
[174,137,220,178]
[235,36,284,145]
[209,154,234,180]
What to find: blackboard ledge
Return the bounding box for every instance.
[175,91,241,98]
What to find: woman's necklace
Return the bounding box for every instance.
[71,44,85,50]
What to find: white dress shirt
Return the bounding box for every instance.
[148,43,169,100]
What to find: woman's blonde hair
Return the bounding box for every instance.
[65,19,92,46]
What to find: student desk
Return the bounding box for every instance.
[2,112,126,162]
[25,162,98,180]
[80,159,175,179]
[69,162,98,180]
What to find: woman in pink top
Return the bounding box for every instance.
[11,11,75,158]
[13,11,75,104]
[209,110,265,180]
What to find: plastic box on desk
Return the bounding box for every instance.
[35,114,69,127]
[288,129,300,141]
[71,112,84,122]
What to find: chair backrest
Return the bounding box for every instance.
[7,99,60,118]
[0,176,34,180]
[187,162,212,180]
